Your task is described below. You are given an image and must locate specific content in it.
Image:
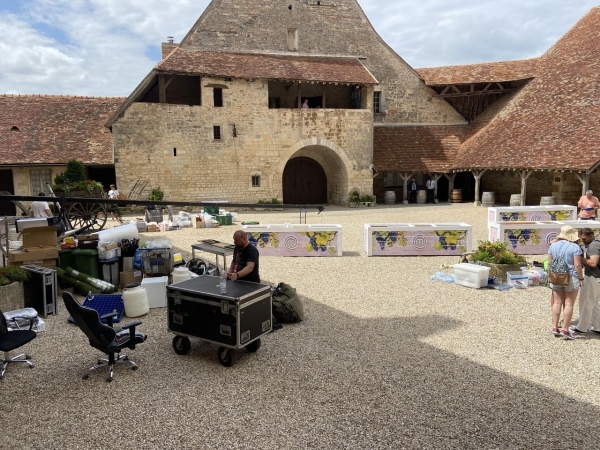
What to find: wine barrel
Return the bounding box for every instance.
[540,196,556,206]
[510,194,522,206]
[384,190,396,205]
[481,192,495,207]
[417,190,426,204]
[450,189,462,203]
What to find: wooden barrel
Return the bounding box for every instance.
[450,189,462,203]
[481,192,495,207]
[384,190,396,205]
[510,194,522,206]
[540,196,556,206]
[417,190,427,204]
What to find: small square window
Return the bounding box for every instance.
[213,126,221,140]
[252,175,260,187]
[373,91,381,113]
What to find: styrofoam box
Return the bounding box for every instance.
[453,263,490,288]
[507,271,529,287]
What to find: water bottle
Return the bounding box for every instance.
[220,274,227,294]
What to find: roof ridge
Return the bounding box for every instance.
[0,94,127,99]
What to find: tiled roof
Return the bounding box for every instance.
[156,49,378,84]
[373,125,468,173]
[0,95,123,165]
[454,7,600,171]
[416,58,539,85]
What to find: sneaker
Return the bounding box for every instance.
[552,328,561,336]
[590,329,600,335]
[560,329,575,340]
[569,326,586,334]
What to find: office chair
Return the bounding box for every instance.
[62,291,147,382]
[0,309,36,380]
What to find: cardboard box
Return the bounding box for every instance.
[9,258,58,269]
[8,226,58,262]
[147,224,158,232]
[120,270,143,289]
[192,217,205,229]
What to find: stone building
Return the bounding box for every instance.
[106,0,464,205]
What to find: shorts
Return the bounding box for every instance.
[551,275,580,291]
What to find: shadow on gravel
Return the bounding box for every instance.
[3,294,599,449]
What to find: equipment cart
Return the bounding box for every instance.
[167,276,272,367]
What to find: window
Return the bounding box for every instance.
[213,126,221,140]
[30,169,52,195]
[213,88,223,107]
[287,28,298,51]
[173,148,177,156]
[373,91,381,113]
[252,175,261,187]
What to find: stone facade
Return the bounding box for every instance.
[114,78,374,204]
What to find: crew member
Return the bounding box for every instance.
[227,230,260,283]
[29,193,52,218]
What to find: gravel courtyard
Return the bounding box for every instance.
[4,202,600,449]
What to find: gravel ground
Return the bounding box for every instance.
[4,203,600,449]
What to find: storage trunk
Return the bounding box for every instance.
[167,276,272,349]
[21,264,58,317]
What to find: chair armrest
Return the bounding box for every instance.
[120,321,142,350]
[99,312,118,328]
[9,316,35,330]
[120,321,142,330]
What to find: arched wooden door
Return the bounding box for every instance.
[283,157,327,204]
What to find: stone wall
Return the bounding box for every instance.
[180,0,465,125]
[114,78,373,204]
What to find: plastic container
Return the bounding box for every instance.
[172,267,192,284]
[100,258,120,286]
[141,276,168,308]
[507,271,529,287]
[122,283,149,317]
[72,249,100,279]
[204,204,219,216]
[453,263,490,288]
[215,214,233,226]
[136,220,147,232]
[139,247,173,275]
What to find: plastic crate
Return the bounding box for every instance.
[139,247,173,275]
[507,271,529,287]
[68,293,124,325]
[453,263,490,288]
[214,214,233,226]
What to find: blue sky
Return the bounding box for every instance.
[0,0,598,97]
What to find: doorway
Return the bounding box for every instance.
[283,157,327,204]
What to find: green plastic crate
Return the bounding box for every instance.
[204,204,219,215]
[215,214,233,226]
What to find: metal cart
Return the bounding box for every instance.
[191,240,235,273]
[167,276,272,367]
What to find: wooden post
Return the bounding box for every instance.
[297,84,302,108]
[472,170,486,206]
[399,173,414,204]
[443,173,456,202]
[519,170,533,206]
[322,84,326,108]
[575,172,589,197]
[432,173,442,204]
[158,75,166,103]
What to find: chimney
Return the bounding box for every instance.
[161,36,178,59]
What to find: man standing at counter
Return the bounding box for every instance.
[227,230,260,283]
[578,190,599,220]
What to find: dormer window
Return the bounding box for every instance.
[11,126,19,131]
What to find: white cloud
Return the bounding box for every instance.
[1,0,598,95]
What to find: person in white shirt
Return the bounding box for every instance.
[29,193,52,218]
[426,177,435,203]
[107,184,119,221]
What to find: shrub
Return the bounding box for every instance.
[470,240,524,264]
[54,159,86,185]
[149,187,164,202]
[348,191,360,203]
[0,266,29,286]
[360,194,375,203]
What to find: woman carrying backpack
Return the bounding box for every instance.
[548,225,584,339]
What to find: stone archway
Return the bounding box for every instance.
[283,157,327,204]
[276,138,352,205]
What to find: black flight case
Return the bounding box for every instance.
[167,275,272,366]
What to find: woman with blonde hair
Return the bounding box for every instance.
[548,225,583,339]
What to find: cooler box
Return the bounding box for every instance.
[167,276,272,350]
[141,276,168,308]
[453,263,490,289]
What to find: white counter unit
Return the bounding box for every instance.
[488,220,600,254]
[364,223,473,256]
[487,205,577,224]
[241,224,342,256]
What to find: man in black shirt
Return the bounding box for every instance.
[227,230,260,283]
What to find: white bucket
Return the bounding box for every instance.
[172,267,192,284]
[122,283,149,317]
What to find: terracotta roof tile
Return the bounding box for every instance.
[373,125,468,173]
[416,58,539,85]
[0,95,123,165]
[453,7,600,171]
[157,49,378,84]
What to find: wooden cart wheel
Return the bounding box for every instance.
[172,336,191,355]
[245,338,261,353]
[217,347,233,367]
[67,202,107,231]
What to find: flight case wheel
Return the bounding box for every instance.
[245,338,261,353]
[217,347,233,367]
[172,336,191,355]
